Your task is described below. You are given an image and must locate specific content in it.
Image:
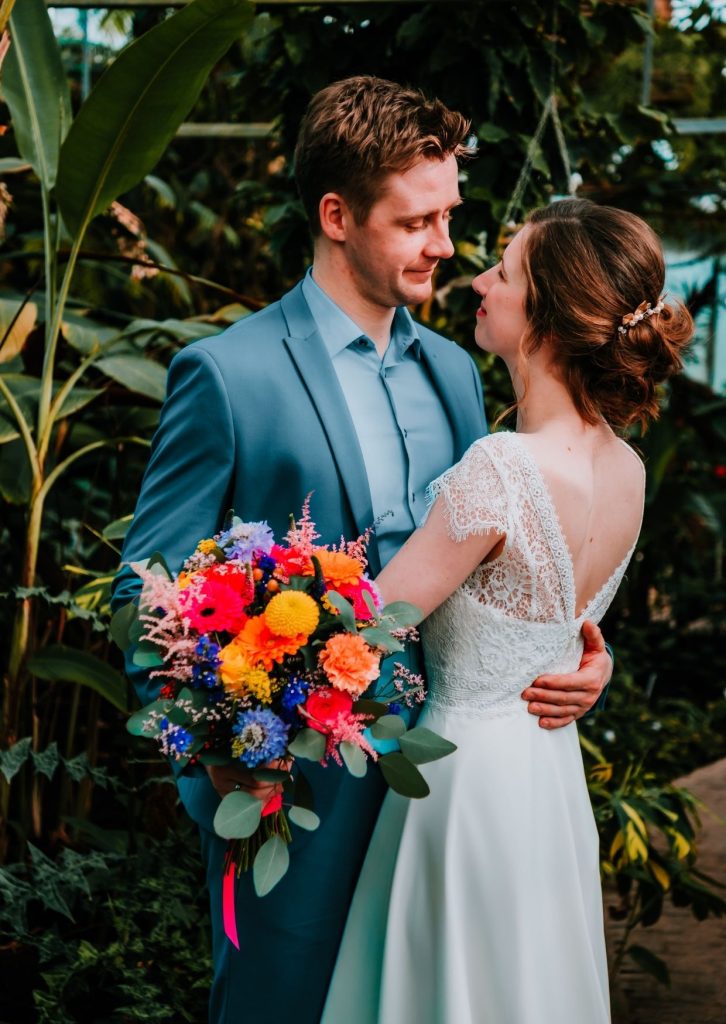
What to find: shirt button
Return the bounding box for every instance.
[403,429,408,437]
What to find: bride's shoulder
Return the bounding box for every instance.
[464,430,520,467]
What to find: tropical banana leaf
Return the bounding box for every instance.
[95,354,168,403]
[56,0,255,241]
[27,644,130,713]
[3,0,71,190]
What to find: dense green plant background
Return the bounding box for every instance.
[0,1,724,1018]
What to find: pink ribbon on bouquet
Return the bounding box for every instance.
[223,859,240,949]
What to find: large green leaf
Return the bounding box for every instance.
[56,0,255,240]
[27,644,129,713]
[3,0,71,190]
[95,355,168,403]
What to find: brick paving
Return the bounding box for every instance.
[606,758,726,1024]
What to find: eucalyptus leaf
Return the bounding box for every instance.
[380,601,423,627]
[253,834,290,897]
[126,700,172,738]
[359,626,403,653]
[352,698,388,721]
[213,790,263,840]
[378,752,430,798]
[371,714,407,740]
[340,740,367,778]
[325,590,357,632]
[288,728,326,762]
[399,727,457,765]
[288,806,320,831]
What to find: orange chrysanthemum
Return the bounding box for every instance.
[232,614,305,671]
[318,632,380,696]
[309,549,364,588]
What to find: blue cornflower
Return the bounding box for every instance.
[281,677,309,711]
[191,634,222,690]
[388,702,403,716]
[256,553,276,577]
[218,520,274,563]
[231,708,289,768]
[159,718,194,757]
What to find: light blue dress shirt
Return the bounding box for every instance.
[301,268,455,567]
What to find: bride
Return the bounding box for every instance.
[322,199,692,1024]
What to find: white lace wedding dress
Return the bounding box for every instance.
[322,431,641,1024]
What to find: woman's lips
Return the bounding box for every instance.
[476,306,487,318]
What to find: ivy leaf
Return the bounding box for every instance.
[0,736,32,782]
[31,742,60,780]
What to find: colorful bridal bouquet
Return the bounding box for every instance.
[112,502,456,930]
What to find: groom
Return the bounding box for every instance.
[113,76,613,1024]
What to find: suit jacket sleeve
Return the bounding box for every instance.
[111,344,236,715]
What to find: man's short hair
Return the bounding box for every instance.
[294,75,472,236]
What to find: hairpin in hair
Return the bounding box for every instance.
[618,295,666,335]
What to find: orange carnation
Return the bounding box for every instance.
[232,615,305,671]
[309,549,364,588]
[318,632,380,696]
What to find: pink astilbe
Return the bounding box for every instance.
[323,712,378,767]
[284,494,320,556]
[133,564,198,684]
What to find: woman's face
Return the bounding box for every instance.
[472,226,530,361]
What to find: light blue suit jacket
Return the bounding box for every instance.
[112,280,487,1023]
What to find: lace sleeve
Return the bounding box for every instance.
[426,437,511,544]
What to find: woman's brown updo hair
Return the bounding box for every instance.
[520,199,693,430]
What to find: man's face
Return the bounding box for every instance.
[340,153,461,310]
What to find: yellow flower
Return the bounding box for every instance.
[177,571,193,590]
[265,590,320,638]
[219,639,275,702]
[197,539,218,554]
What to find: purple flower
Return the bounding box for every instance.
[218,520,274,563]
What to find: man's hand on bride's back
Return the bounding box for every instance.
[520,620,612,729]
[205,760,290,803]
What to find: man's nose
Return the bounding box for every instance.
[424,220,455,260]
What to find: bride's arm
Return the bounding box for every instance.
[376,496,504,618]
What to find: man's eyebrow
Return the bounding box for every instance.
[396,197,464,221]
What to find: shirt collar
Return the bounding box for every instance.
[301,267,421,359]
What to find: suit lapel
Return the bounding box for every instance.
[418,333,476,460]
[280,285,378,563]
